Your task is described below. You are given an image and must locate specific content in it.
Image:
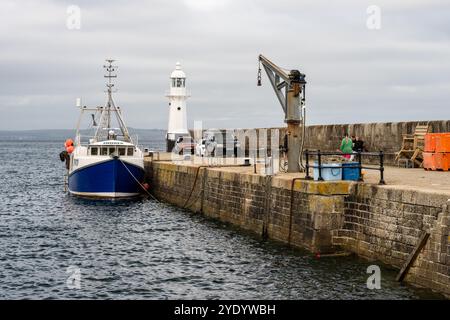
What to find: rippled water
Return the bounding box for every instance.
[0,140,443,299]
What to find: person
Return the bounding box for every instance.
[340,134,353,159]
[353,136,366,153]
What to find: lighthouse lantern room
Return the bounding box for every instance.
[166,62,190,152]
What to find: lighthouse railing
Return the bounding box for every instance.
[165,89,191,97]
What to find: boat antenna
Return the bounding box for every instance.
[92,59,131,142]
[103,59,117,129]
[104,59,117,92]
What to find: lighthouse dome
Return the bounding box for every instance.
[170,62,186,78]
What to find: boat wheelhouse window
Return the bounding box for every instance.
[91,147,98,155]
[109,147,116,155]
[118,147,126,156]
[127,147,134,156]
[101,147,108,155]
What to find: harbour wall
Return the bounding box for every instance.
[145,160,450,297]
[207,120,450,165]
[303,120,450,165]
[334,185,450,296]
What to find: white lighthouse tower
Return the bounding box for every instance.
[166,62,190,151]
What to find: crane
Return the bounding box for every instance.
[257,54,306,173]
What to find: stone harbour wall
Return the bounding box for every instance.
[220,120,450,165]
[146,160,450,298]
[146,161,351,253]
[333,185,450,297]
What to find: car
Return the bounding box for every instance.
[173,136,195,155]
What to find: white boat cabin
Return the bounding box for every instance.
[88,140,137,157]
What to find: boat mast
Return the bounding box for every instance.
[104,59,115,133]
[94,59,132,143]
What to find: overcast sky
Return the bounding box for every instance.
[1,0,449,130]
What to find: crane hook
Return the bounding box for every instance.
[257,61,262,86]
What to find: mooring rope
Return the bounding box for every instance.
[183,166,205,208]
[183,163,252,209]
[118,158,160,202]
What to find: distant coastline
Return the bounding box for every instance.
[0,128,166,141]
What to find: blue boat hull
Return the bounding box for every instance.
[68,159,145,198]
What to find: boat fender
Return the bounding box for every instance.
[59,150,68,162]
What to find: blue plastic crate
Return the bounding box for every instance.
[313,162,342,181]
[342,162,361,181]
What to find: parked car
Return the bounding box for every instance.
[173,136,195,155]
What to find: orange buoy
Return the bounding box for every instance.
[66,145,74,154]
[64,138,74,148]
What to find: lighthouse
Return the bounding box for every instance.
[166,62,190,152]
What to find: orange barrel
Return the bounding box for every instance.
[424,133,437,152]
[434,152,450,171]
[435,133,450,153]
[423,152,435,170]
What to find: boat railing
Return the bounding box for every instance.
[130,134,146,155]
[75,134,98,146]
[131,133,139,147]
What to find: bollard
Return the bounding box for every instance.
[379,150,385,185]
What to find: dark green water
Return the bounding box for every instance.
[0,140,444,299]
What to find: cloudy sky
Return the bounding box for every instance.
[1,0,449,130]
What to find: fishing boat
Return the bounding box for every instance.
[61,60,145,198]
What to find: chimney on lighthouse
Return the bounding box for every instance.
[166,62,190,152]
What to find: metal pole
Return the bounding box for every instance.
[305,149,311,180]
[357,151,363,182]
[379,150,385,185]
[317,150,323,181]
